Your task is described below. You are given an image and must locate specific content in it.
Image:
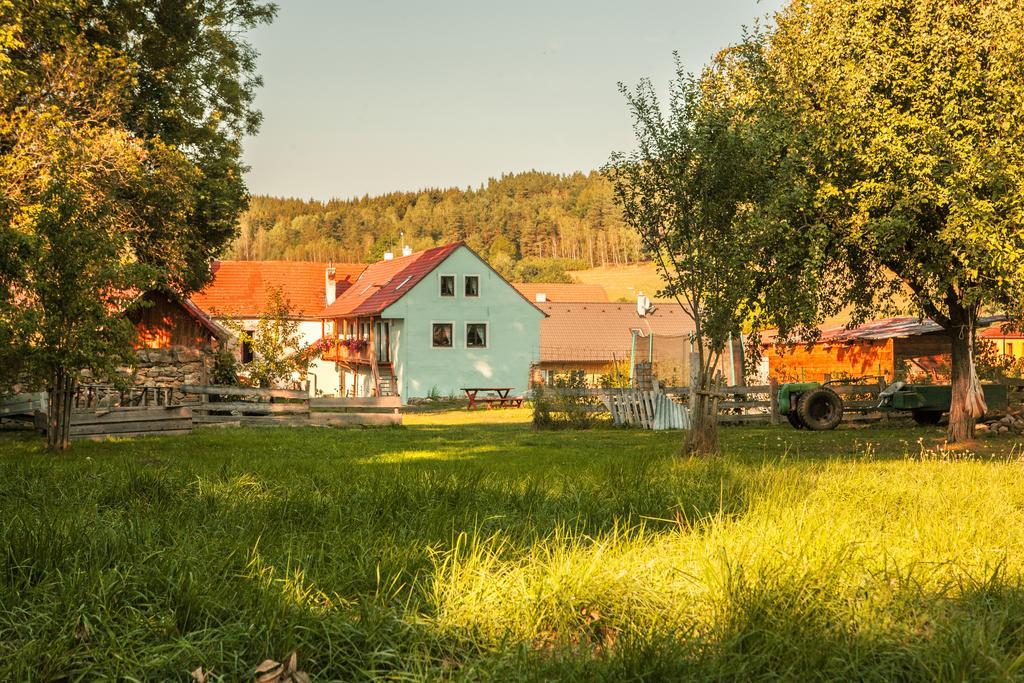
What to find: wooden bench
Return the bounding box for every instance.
[480,395,524,409]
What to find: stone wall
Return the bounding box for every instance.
[125,346,214,404]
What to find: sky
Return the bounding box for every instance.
[242,0,784,201]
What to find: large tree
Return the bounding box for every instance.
[737,0,1024,442]
[1,1,275,449]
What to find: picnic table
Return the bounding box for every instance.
[461,387,523,410]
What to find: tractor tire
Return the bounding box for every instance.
[796,387,843,431]
[911,409,943,426]
[786,411,806,430]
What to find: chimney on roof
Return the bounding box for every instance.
[637,292,654,317]
[383,251,394,261]
[325,263,337,306]
[402,245,413,257]
[535,293,547,303]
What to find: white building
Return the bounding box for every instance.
[191,260,366,395]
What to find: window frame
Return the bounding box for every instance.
[465,321,488,350]
[464,274,481,298]
[431,321,455,349]
[439,273,456,298]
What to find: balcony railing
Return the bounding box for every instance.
[320,337,373,363]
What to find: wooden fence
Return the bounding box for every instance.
[180,386,404,428]
[310,396,403,427]
[537,379,889,429]
[70,406,193,441]
[181,385,311,427]
[74,383,178,410]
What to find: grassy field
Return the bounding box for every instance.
[568,263,669,302]
[3,411,1024,680]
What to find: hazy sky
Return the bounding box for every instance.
[242,0,783,200]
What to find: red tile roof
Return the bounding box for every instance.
[322,243,464,318]
[513,283,609,303]
[191,261,366,319]
[538,302,695,362]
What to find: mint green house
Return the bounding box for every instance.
[320,242,545,401]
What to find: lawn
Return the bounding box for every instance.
[3,411,1024,680]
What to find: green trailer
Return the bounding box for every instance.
[877,382,1008,425]
[779,380,1009,430]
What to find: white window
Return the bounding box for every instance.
[464,275,480,297]
[439,274,455,297]
[466,322,487,349]
[432,322,453,348]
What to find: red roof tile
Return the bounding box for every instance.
[191,261,366,319]
[322,243,464,318]
[513,283,608,303]
[538,302,694,362]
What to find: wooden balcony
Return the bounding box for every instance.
[320,338,373,364]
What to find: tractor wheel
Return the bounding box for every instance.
[911,410,943,426]
[796,387,843,431]
[786,411,806,430]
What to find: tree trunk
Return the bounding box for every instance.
[684,338,720,456]
[947,314,985,443]
[46,367,76,451]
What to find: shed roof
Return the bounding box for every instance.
[764,315,1008,344]
[538,302,694,363]
[512,283,609,303]
[191,260,366,319]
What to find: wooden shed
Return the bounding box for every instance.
[763,316,1005,383]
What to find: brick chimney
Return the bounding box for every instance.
[325,263,337,305]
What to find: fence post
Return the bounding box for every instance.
[769,377,780,426]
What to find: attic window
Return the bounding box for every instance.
[440,275,455,297]
[465,275,479,297]
[396,276,412,290]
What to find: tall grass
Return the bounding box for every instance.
[1,416,1023,679]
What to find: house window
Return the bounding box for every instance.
[432,323,453,348]
[466,323,487,349]
[465,275,480,297]
[1008,342,1016,356]
[241,338,254,364]
[440,275,455,297]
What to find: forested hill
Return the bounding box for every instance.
[230,171,642,278]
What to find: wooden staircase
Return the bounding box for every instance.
[378,375,398,397]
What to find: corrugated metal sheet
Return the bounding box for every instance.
[765,315,1007,344]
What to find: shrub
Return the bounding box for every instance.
[533,371,603,429]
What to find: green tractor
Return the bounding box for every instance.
[778,380,1009,430]
[777,381,846,431]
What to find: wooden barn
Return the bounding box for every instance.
[120,291,229,398]
[763,316,1006,383]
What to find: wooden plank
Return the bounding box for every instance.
[70,418,193,437]
[180,384,308,400]
[312,412,402,427]
[310,396,402,409]
[74,428,192,441]
[237,415,312,427]
[70,407,191,425]
[191,402,310,414]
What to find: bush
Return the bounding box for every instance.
[533,371,603,429]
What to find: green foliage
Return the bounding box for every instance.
[511,257,585,284]
[607,56,769,454]
[0,1,274,447]
[210,347,240,386]
[2,419,1024,678]
[532,371,603,429]
[976,340,1024,382]
[223,288,306,388]
[230,172,643,272]
[723,0,1024,440]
